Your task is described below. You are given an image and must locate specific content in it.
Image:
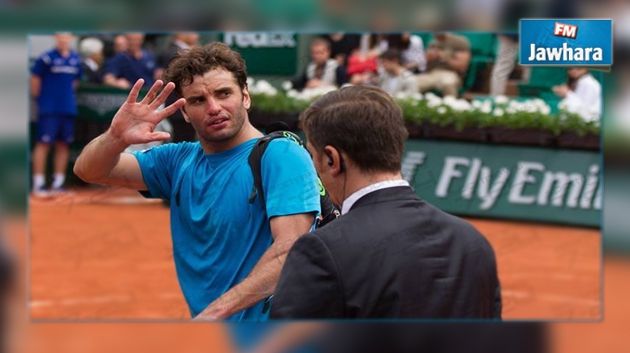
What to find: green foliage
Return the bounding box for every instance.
[250,92,600,136]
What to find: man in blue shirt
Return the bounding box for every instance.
[31,33,82,195]
[103,33,158,89]
[74,43,320,321]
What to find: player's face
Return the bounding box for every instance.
[181,68,250,146]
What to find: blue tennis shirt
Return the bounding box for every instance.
[134,138,320,321]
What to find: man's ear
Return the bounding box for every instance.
[323,145,344,176]
[180,106,190,123]
[242,87,251,110]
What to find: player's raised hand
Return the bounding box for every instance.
[109,79,186,145]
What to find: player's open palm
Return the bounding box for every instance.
[109,79,186,145]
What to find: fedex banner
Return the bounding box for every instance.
[519,19,613,66]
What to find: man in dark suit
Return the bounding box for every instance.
[270,85,501,319]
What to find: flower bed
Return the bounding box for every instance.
[248,79,600,150]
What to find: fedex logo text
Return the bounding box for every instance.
[554,22,578,39]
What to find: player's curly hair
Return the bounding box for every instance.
[164,42,248,97]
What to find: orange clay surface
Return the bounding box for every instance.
[4,188,626,352]
[28,187,601,321]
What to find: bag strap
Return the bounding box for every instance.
[247,131,303,205]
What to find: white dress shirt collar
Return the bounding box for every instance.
[341,179,410,215]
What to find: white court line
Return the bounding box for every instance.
[30,295,131,308]
[502,289,600,307]
[30,293,183,308]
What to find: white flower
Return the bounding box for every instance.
[493,108,504,117]
[424,92,438,100]
[410,92,423,100]
[281,80,293,91]
[425,94,442,108]
[540,105,551,115]
[452,99,472,112]
[443,95,457,106]
[253,80,277,96]
[395,91,410,100]
[558,99,568,111]
[494,95,509,105]
[247,77,255,88]
[287,89,299,99]
[437,106,447,114]
[481,101,492,114]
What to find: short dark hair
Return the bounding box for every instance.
[301,85,408,173]
[380,49,402,63]
[164,42,248,97]
[310,37,331,51]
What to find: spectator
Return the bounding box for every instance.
[103,33,158,89]
[489,34,521,96]
[155,32,201,142]
[386,32,427,74]
[416,32,471,97]
[378,49,418,96]
[292,37,346,91]
[322,32,361,67]
[113,34,128,55]
[553,67,602,122]
[31,33,82,196]
[156,32,200,80]
[78,37,104,84]
[347,34,384,85]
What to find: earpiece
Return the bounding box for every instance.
[326,149,345,172]
[326,151,334,166]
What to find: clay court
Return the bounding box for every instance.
[28,186,601,321]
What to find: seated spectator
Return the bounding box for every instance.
[103,33,158,89]
[553,67,602,122]
[323,32,361,67]
[78,37,104,84]
[155,32,200,142]
[156,32,200,80]
[293,38,346,91]
[113,34,128,55]
[347,34,384,85]
[416,32,471,97]
[378,49,418,96]
[386,32,427,74]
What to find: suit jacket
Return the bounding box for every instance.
[270,186,501,319]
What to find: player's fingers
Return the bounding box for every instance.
[149,82,176,109]
[126,79,144,103]
[157,98,186,120]
[142,131,171,143]
[140,80,164,105]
